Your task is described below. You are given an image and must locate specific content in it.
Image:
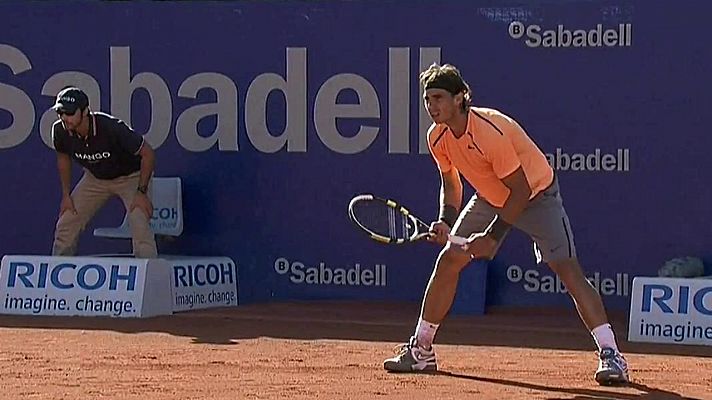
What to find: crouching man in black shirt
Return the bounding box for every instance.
[50,87,158,258]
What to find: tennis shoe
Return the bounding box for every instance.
[383,336,437,372]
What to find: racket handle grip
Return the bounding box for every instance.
[447,235,467,246]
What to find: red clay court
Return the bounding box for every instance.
[0,301,710,400]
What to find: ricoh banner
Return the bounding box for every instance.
[628,277,712,346]
[167,256,239,312]
[0,256,172,317]
[1,1,711,311]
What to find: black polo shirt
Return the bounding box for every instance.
[52,112,144,180]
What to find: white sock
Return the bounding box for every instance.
[591,323,619,353]
[415,317,439,349]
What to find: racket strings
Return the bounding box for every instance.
[352,200,411,240]
[388,206,396,237]
[401,212,408,238]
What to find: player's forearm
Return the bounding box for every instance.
[482,186,529,241]
[56,154,72,197]
[484,167,531,240]
[498,185,530,224]
[438,170,462,226]
[138,145,155,189]
[498,167,532,225]
[441,177,462,210]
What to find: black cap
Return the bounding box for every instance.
[51,87,89,113]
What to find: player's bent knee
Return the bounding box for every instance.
[435,246,472,275]
[55,211,81,232]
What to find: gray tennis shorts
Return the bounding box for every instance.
[451,176,577,264]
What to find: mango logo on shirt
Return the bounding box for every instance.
[75,152,111,162]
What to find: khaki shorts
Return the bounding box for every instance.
[451,176,576,264]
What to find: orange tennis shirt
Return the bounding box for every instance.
[427,107,554,208]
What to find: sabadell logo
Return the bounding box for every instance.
[508,21,632,48]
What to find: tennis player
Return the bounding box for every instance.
[383,63,629,385]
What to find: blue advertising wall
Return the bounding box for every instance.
[1,1,711,311]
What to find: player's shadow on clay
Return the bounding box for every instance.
[434,371,698,400]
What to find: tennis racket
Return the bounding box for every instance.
[348,194,468,246]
